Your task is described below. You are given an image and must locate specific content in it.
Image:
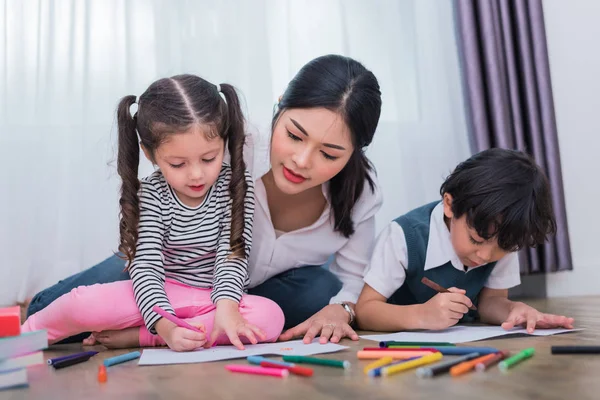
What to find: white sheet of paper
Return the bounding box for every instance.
[360,326,581,344]
[138,340,348,366]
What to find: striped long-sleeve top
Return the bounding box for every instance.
[128,164,254,333]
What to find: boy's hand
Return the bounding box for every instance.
[419,287,473,330]
[501,302,575,333]
[205,299,266,350]
[155,318,207,352]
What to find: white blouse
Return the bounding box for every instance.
[248,173,383,304]
[241,132,384,304]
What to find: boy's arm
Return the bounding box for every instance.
[477,288,513,324]
[355,221,473,332]
[478,287,575,332]
[355,284,424,331]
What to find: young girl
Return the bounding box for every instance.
[29,55,383,346]
[22,75,284,351]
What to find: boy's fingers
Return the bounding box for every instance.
[526,315,537,333]
[449,293,473,309]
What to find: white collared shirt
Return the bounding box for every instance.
[248,173,383,304]
[364,202,521,298]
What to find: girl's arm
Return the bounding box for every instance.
[128,180,173,334]
[209,170,264,349]
[211,169,255,305]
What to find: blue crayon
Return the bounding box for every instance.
[103,351,141,367]
[429,346,498,356]
[47,351,98,365]
[247,356,293,367]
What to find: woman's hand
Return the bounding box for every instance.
[279,303,359,344]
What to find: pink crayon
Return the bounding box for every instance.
[152,306,205,334]
[225,364,289,378]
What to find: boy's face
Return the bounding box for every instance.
[443,194,509,268]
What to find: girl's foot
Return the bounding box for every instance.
[87,328,141,348]
[82,332,98,346]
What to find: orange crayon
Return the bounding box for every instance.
[97,365,107,383]
[450,353,497,376]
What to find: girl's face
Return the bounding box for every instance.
[270,108,354,195]
[144,125,225,207]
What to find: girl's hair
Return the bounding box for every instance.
[273,55,382,238]
[440,148,557,251]
[116,74,247,265]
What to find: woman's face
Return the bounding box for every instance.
[270,107,354,195]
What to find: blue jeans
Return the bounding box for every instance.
[27,255,342,342]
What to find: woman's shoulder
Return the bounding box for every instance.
[351,167,384,220]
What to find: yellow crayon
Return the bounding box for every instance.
[363,356,394,375]
[381,352,443,377]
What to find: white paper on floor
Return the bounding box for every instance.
[138,339,348,366]
[360,326,582,344]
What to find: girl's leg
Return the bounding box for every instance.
[27,255,129,344]
[27,255,128,317]
[22,280,142,344]
[138,289,284,347]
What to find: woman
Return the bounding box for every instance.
[28,54,383,345]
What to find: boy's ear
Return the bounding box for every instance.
[442,193,454,219]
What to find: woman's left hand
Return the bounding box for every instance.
[278,304,359,344]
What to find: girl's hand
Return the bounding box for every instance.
[501,302,575,333]
[155,318,207,352]
[279,303,359,344]
[205,299,266,350]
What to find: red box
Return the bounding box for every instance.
[0,306,21,337]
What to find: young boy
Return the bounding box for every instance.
[355,148,574,332]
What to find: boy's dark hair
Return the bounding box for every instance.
[273,54,382,238]
[440,148,557,251]
[117,74,247,266]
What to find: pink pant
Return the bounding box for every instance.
[22,280,285,347]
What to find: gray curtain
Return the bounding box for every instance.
[454,0,572,274]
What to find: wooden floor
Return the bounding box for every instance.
[5,296,600,400]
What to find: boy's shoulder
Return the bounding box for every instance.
[395,201,441,227]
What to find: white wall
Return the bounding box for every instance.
[543,0,600,296]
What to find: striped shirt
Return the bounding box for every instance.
[129,164,254,333]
